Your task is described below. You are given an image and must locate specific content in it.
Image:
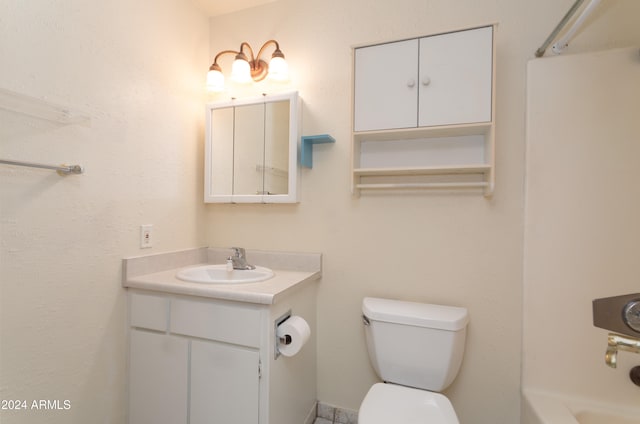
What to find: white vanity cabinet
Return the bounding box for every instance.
[352,25,496,196]
[128,292,262,424]
[127,286,317,424]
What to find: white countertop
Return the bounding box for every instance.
[122,247,322,305]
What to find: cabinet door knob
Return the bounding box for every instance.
[422,76,431,86]
[407,78,416,88]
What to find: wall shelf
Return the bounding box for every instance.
[352,124,495,195]
[0,87,89,125]
[353,122,492,143]
[301,134,335,168]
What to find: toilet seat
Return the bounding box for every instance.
[359,383,459,424]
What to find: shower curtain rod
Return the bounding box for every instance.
[0,159,84,175]
[535,0,587,57]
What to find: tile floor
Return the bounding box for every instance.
[314,402,358,424]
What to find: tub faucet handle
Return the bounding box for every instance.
[605,333,640,368]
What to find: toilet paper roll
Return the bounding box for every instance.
[277,315,310,357]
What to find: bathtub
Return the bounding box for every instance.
[523,390,640,424]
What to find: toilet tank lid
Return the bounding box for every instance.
[362,297,469,331]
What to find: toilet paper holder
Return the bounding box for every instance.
[279,334,292,345]
[274,310,292,359]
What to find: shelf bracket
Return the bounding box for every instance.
[301,134,335,168]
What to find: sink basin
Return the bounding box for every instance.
[176,264,274,284]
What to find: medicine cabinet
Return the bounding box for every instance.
[351,25,496,197]
[205,91,300,203]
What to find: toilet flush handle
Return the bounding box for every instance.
[362,315,370,326]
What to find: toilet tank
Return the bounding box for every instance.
[362,297,469,392]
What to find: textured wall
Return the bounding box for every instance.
[0,1,208,422]
[524,47,640,405]
[204,1,640,423]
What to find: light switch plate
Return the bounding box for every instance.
[140,224,153,248]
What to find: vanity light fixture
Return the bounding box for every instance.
[206,40,289,92]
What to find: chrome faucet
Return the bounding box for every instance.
[230,247,255,270]
[605,333,640,368]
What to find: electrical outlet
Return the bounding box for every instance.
[140,224,153,248]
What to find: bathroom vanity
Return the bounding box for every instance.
[122,247,321,424]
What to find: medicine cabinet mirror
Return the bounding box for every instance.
[205,91,300,203]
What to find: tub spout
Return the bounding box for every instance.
[605,333,640,368]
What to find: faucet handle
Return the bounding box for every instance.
[605,332,640,368]
[231,247,245,258]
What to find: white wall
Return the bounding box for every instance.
[204,1,640,423]
[0,1,208,422]
[523,47,640,405]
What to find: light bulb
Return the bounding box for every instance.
[268,57,289,81]
[206,69,225,92]
[231,58,252,83]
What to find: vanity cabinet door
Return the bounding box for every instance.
[418,26,493,127]
[353,38,419,132]
[129,329,188,424]
[190,340,260,424]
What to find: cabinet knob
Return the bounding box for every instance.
[422,76,431,86]
[407,78,416,88]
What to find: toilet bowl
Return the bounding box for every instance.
[360,383,459,424]
[358,297,469,424]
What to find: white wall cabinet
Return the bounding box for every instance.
[127,289,317,424]
[352,25,496,196]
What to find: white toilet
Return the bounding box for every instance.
[359,297,469,424]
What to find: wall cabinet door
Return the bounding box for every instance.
[129,329,188,424]
[418,26,492,127]
[353,26,492,132]
[190,340,260,424]
[354,39,419,132]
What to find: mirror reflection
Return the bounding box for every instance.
[263,100,290,195]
